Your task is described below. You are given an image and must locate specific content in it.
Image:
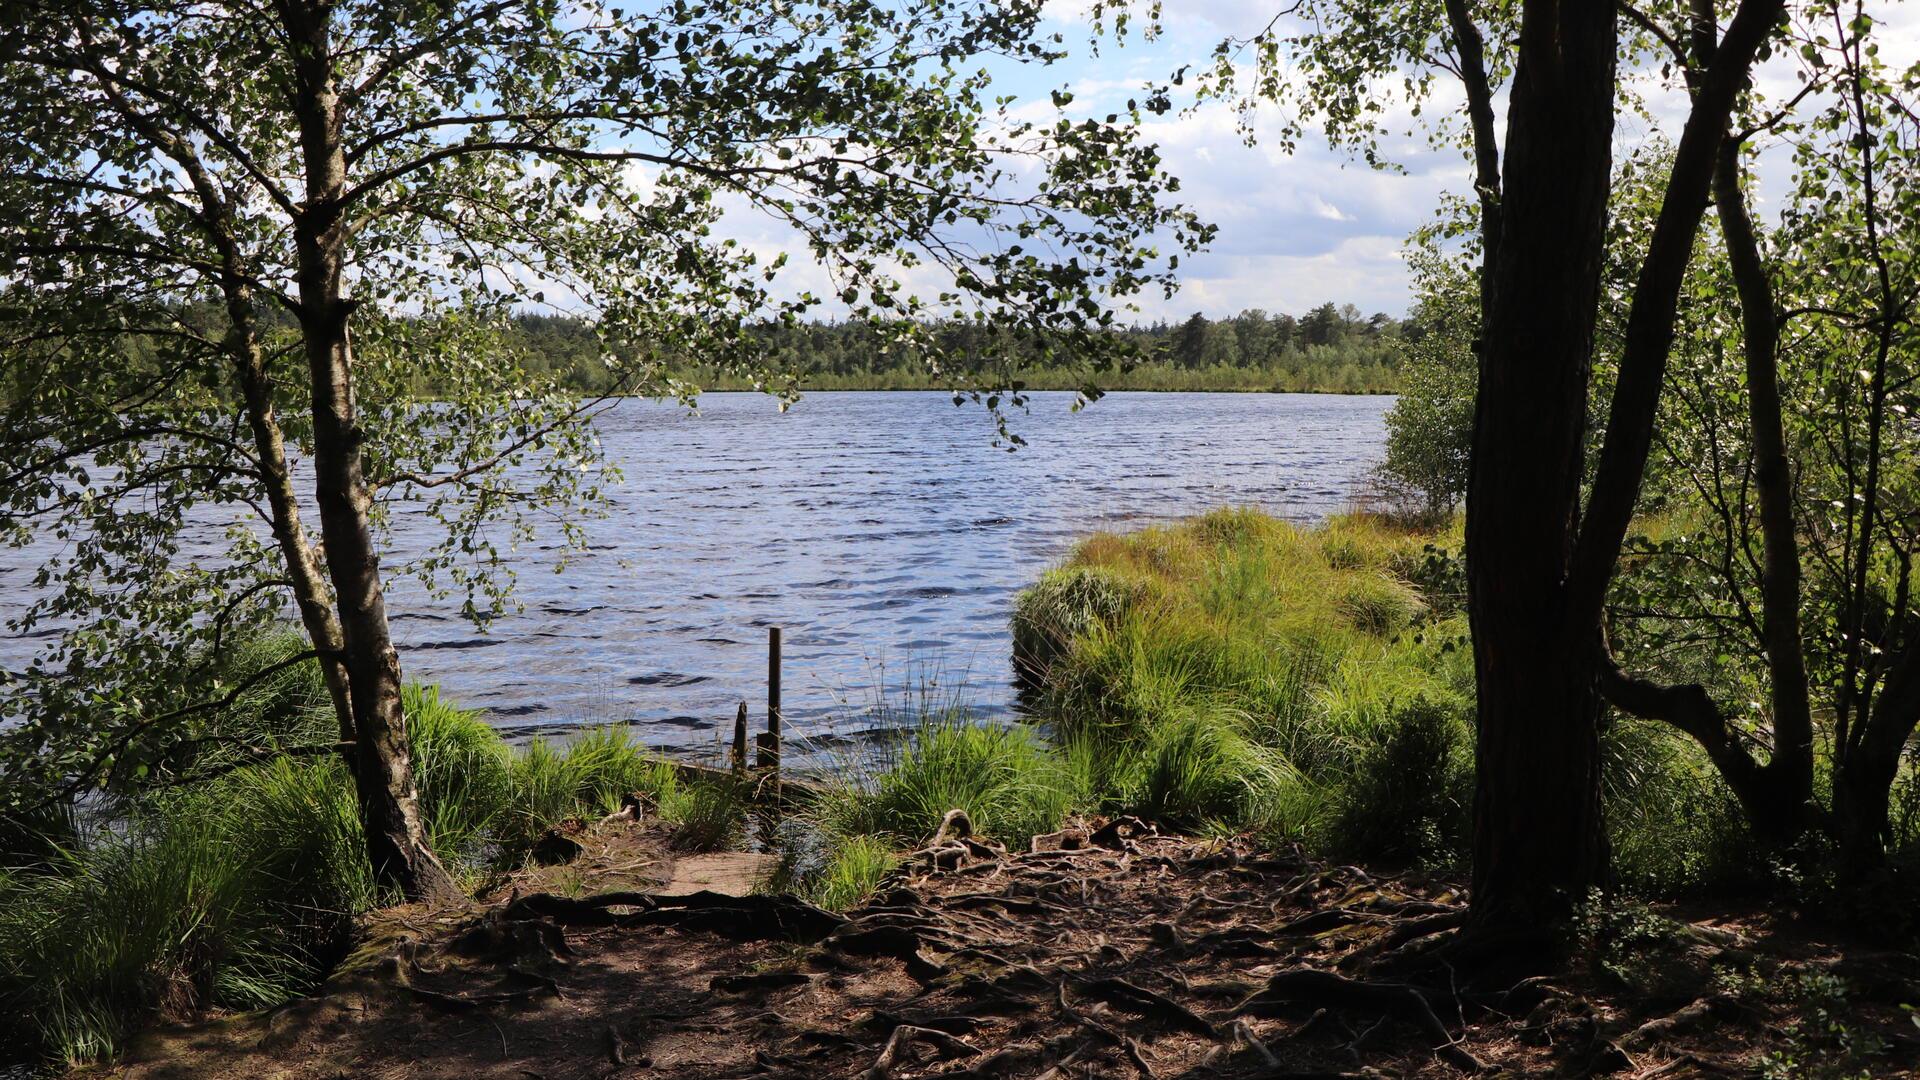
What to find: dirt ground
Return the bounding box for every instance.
[95,814,1920,1080]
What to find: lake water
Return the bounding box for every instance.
[1,391,1390,763]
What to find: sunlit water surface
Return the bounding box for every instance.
[0,391,1390,766]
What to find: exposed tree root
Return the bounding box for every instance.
[1240,969,1488,1073]
[1619,995,1738,1050]
[1078,976,1217,1038]
[503,887,844,941]
[862,1024,982,1079]
[105,813,1920,1080]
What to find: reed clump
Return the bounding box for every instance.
[1007,507,1750,889]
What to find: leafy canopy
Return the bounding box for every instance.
[0,0,1208,803]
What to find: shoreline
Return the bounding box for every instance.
[618,384,1401,397]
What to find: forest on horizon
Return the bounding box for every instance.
[503,302,1409,394]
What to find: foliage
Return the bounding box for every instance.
[1376,248,1479,517]
[0,668,693,1063]
[1012,566,1153,686]
[405,684,516,863]
[1590,11,1920,870]
[497,728,680,856]
[1013,509,1796,888]
[1736,971,1895,1079]
[510,308,1410,396]
[1326,697,1472,863]
[0,0,1208,892]
[813,711,1080,850]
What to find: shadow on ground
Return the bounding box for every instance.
[93,816,1920,1080]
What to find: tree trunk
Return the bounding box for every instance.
[1466,0,1789,942]
[1837,638,1920,870]
[1579,0,1801,846]
[162,123,359,746]
[1711,138,1816,840]
[1465,0,1618,939]
[210,273,356,745]
[230,331,356,745]
[80,21,363,759]
[283,0,457,904]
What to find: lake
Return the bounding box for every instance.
[1,391,1391,762]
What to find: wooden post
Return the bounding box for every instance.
[758,626,782,771]
[731,701,747,774]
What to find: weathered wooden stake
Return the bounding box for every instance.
[757,626,783,771]
[731,701,748,774]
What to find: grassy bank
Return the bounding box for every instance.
[1007,509,1754,887]
[0,651,747,1065]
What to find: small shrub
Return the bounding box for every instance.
[820,717,1077,848]
[1389,541,1467,618]
[1325,698,1472,864]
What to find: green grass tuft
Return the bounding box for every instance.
[660,778,749,853]
[816,713,1079,849]
[1011,565,1151,685]
[804,834,900,912]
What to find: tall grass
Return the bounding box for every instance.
[0,757,374,1063]
[1007,506,1757,889]
[0,659,712,1065]
[814,710,1081,849]
[1012,508,1478,858]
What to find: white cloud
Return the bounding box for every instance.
[669,1,1918,325]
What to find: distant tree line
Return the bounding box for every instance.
[511,302,1410,395]
[28,301,1412,412]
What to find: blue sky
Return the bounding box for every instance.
[693,1,1920,326]
[688,3,1466,324]
[1015,3,1467,322]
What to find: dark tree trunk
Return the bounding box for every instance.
[1464,0,1618,939]
[282,0,457,904]
[1712,139,1816,840]
[1586,0,1803,846]
[1467,0,1788,941]
[1838,638,1920,870]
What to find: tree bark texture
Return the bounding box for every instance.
[281,0,457,904]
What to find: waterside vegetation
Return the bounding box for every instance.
[6,506,1918,1069]
[0,652,727,1063]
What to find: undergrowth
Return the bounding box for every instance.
[0,636,732,1065]
[0,509,1828,1066]
[1010,506,1762,889]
